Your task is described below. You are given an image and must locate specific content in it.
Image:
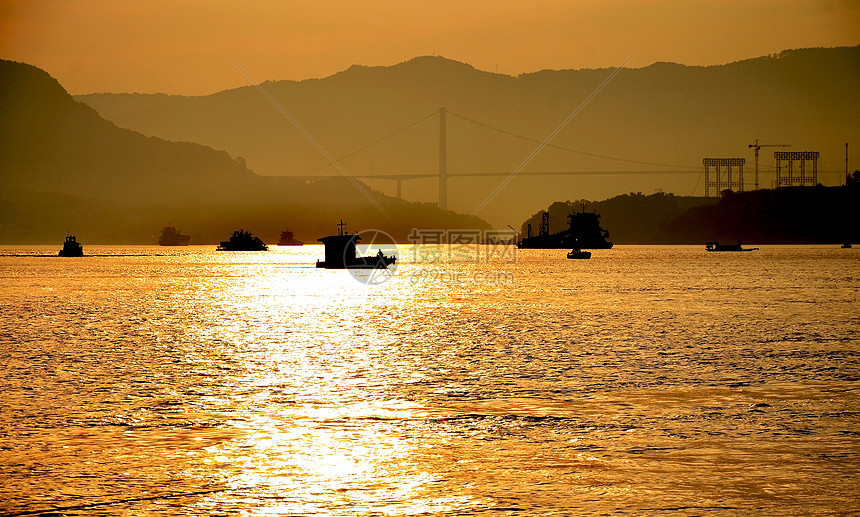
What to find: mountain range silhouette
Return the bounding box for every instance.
[1,47,857,243]
[0,59,487,244]
[77,47,859,227]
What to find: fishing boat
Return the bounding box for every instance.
[567,248,591,259]
[705,240,758,252]
[158,225,191,246]
[277,229,303,246]
[216,229,268,251]
[58,234,83,257]
[316,220,395,269]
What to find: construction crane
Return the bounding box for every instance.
[749,138,790,189]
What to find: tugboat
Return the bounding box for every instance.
[277,229,303,246]
[316,220,395,269]
[216,229,268,251]
[58,234,83,257]
[518,205,612,249]
[566,248,591,259]
[705,240,758,252]
[158,225,191,246]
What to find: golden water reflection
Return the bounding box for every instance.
[1,245,857,515]
[183,250,481,514]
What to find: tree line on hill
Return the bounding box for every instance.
[520,186,859,245]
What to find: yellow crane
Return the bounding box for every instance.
[749,138,790,189]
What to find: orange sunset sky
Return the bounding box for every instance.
[1,0,858,95]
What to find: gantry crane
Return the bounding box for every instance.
[749,138,790,189]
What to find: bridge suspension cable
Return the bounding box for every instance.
[306,110,438,175]
[447,110,696,170]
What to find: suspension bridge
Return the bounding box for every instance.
[290,108,777,209]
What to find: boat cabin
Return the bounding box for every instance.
[316,220,395,269]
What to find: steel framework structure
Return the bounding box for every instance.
[774,151,819,188]
[703,158,745,197]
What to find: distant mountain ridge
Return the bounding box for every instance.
[0,59,489,244]
[76,47,860,227]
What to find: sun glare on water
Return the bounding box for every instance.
[181,247,470,513]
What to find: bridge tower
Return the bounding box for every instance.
[438,107,448,210]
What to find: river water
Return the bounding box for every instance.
[1,244,858,515]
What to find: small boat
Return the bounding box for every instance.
[706,240,758,252]
[277,229,303,246]
[216,229,268,251]
[842,243,852,249]
[158,225,191,246]
[567,248,591,259]
[316,220,395,269]
[58,234,83,257]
